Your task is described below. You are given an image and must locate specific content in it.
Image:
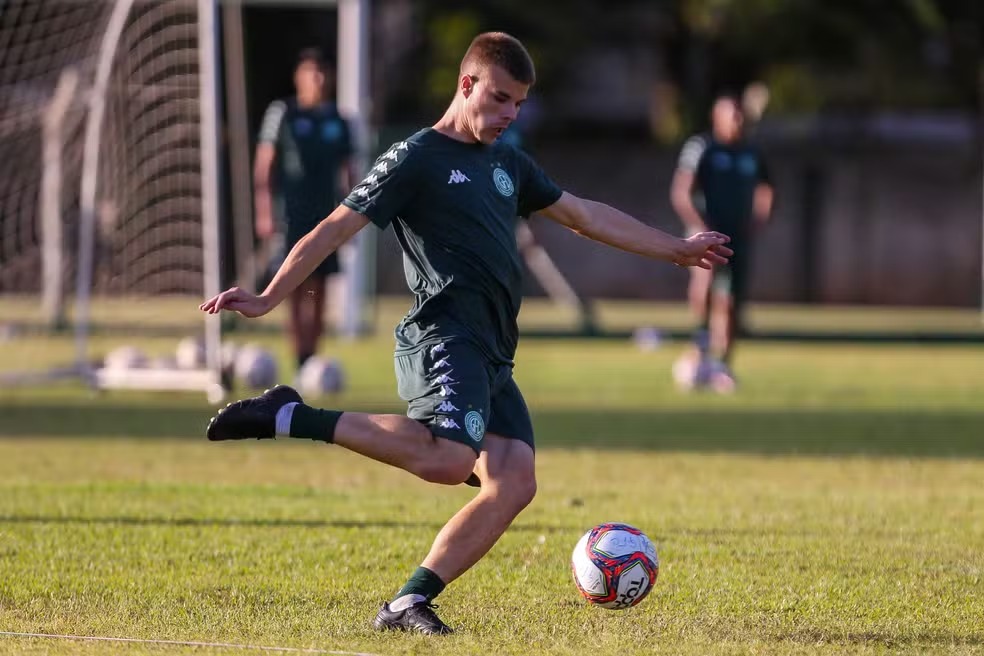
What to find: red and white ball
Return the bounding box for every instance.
[571,522,659,610]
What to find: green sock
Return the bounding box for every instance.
[289,404,342,443]
[395,566,446,602]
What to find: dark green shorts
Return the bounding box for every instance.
[394,340,534,455]
[711,258,748,303]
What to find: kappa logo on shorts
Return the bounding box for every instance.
[439,385,457,397]
[439,417,461,430]
[436,400,459,413]
[464,411,485,442]
[430,343,447,357]
[434,372,455,384]
[430,357,450,371]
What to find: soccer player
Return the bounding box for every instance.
[202,32,731,635]
[254,48,356,371]
[670,93,773,392]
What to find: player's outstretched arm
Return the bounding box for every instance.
[200,206,369,317]
[539,192,732,269]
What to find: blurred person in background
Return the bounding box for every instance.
[670,92,774,392]
[254,48,356,372]
[500,118,598,335]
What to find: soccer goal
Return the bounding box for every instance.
[0,0,371,401]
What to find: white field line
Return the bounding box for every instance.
[0,631,381,655]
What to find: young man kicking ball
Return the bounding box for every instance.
[201,32,731,635]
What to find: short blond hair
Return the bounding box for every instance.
[460,32,535,85]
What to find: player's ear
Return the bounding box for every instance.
[461,74,476,98]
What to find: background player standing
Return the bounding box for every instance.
[670,93,774,392]
[254,48,356,371]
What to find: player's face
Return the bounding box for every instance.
[462,65,529,144]
[294,61,325,100]
[712,98,743,141]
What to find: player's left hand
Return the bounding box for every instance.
[199,287,273,318]
[675,231,733,269]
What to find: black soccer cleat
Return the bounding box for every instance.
[206,384,303,441]
[373,601,454,635]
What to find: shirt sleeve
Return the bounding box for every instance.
[257,100,287,144]
[676,135,707,173]
[515,149,563,219]
[341,139,416,229]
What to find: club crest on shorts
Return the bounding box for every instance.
[492,168,514,197]
[464,411,485,442]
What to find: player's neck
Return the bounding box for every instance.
[433,103,479,144]
[712,128,741,144]
[296,94,325,109]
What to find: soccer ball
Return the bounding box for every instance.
[297,356,345,395]
[175,336,206,370]
[103,345,147,370]
[233,345,278,389]
[571,522,659,610]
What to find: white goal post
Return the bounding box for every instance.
[0,0,372,400]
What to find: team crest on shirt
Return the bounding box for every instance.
[492,167,514,197]
[293,118,313,136]
[321,120,343,142]
[464,411,485,442]
[737,154,758,176]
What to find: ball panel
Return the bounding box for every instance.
[571,532,609,599]
[592,525,647,559]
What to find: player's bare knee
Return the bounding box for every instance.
[510,475,537,509]
[413,438,476,485]
[487,473,537,512]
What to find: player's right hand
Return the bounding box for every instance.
[200,287,272,318]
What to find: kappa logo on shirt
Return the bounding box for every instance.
[448,169,471,184]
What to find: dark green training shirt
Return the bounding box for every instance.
[342,128,563,365]
[677,133,770,240]
[258,98,353,232]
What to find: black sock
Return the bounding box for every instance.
[288,404,342,443]
[394,566,446,602]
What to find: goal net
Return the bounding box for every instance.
[0,0,223,401]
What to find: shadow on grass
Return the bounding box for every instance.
[0,514,577,535]
[0,516,930,543]
[2,400,983,458]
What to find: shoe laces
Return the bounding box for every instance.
[409,601,443,620]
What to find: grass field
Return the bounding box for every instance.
[1,300,983,655]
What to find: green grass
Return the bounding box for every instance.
[1,302,983,655]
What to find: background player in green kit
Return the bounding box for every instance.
[254,48,356,371]
[671,93,774,392]
[202,32,732,635]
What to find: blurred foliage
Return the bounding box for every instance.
[674,0,983,114]
[396,0,982,131]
